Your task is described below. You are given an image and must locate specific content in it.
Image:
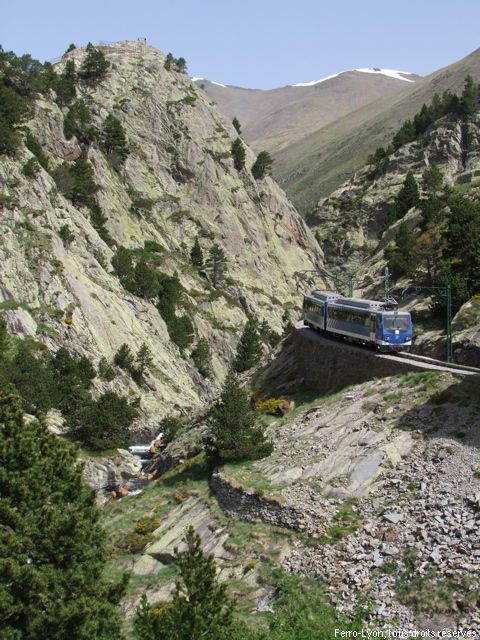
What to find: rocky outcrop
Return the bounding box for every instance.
[82,448,142,494]
[310,112,480,268]
[0,40,322,433]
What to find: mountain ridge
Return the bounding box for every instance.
[193,68,421,157]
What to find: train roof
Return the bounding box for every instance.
[305,291,410,314]
[331,296,386,311]
[305,290,342,302]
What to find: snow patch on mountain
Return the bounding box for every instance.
[192,77,227,88]
[292,68,415,87]
[355,68,415,82]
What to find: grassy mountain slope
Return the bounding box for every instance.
[195,70,418,156]
[275,48,480,213]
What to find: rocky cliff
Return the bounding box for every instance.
[0,41,322,434]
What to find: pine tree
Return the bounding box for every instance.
[190,236,204,267]
[233,316,262,372]
[191,337,211,377]
[70,390,137,450]
[251,150,273,179]
[164,53,174,71]
[114,343,134,371]
[384,222,416,280]
[78,42,110,85]
[461,75,476,116]
[398,171,420,213]
[63,100,96,144]
[205,369,273,466]
[205,243,227,287]
[0,387,128,638]
[135,343,153,381]
[231,137,245,171]
[135,526,235,640]
[101,114,129,163]
[232,116,242,135]
[0,315,8,355]
[55,58,76,106]
[422,163,443,194]
[132,260,160,299]
[175,57,187,73]
[111,246,133,279]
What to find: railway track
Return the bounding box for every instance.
[394,351,480,376]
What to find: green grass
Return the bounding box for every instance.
[317,498,363,545]
[396,571,479,614]
[223,460,284,500]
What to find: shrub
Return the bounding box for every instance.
[22,157,40,177]
[158,416,184,444]
[254,397,287,415]
[58,224,75,245]
[70,390,137,450]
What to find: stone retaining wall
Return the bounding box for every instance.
[294,327,434,393]
[210,471,319,532]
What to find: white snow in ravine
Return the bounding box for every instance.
[292,68,414,87]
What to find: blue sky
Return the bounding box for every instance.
[3,0,480,89]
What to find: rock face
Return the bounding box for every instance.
[82,448,142,493]
[0,40,322,432]
[310,112,480,271]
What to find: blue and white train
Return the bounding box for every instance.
[302,290,413,352]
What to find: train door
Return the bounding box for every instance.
[369,314,376,343]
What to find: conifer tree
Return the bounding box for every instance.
[63,100,96,144]
[232,116,242,135]
[461,75,476,116]
[0,387,128,638]
[55,58,76,106]
[190,236,204,267]
[233,316,262,372]
[422,163,443,193]
[111,245,134,279]
[135,342,153,381]
[135,526,235,640]
[205,243,227,287]
[384,222,416,279]
[78,42,110,85]
[191,337,211,377]
[132,260,160,299]
[101,114,129,163]
[231,137,245,171]
[251,150,273,179]
[205,369,273,466]
[164,53,174,71]
[114,343,135,371]
[70,390,137,450]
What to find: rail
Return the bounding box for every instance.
[394,351,480,375]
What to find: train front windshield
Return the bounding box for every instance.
[384,315,411,332]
